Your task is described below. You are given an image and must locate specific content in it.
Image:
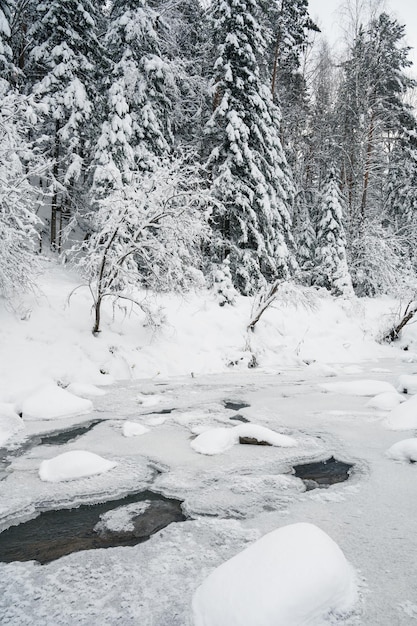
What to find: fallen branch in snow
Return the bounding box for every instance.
[382,300,417,343]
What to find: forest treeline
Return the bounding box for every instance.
[1,0,417,317]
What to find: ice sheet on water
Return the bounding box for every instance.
[0,518,259,625]
[122,422,150,437]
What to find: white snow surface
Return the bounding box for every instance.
[122,421,150,437]
[2,262,417,625]
[21,383,93,421]
[191,423,297,455]
[0,403,24,446]
[386,438,417,462]
[39,450,117,482]
[321,380,397,396]
[66,382,106,398]
[383,394,417,430]
[193,522,357,626]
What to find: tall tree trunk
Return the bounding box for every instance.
[361,111,375,217]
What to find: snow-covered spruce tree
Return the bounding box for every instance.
[92,0,177,193]
[0,0,13,76]
[314,171,353,297]
[0,82,42,299]
[206,0,297,295]
[27,0,104,251]
[293,196,316,284]
[74,158,209,334]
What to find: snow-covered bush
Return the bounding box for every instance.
[73,157,211,333]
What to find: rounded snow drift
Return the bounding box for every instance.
[21,383,93,420]
[192,522,357,626]
[39,450,117,482]
[386,438,417,462]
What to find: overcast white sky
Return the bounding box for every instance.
[308,0,417,71]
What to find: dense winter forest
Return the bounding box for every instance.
[1,0,417,324]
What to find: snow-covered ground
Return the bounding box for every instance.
[1,261,417,625]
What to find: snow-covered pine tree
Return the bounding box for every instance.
[314,171,353,297]
[206,0,297,295]
[27,0,104,250]
[293,197,316,284]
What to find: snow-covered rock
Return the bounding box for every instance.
[366,392,404,411]
[397,375,417,395]
[384,394,417,430]
[0,403,24,446]
[321,380,396,396]
[66,382,106,398]
[94,501,151,534]
[192,522,357,626]
[39,450,117,482]
[386,439,417,462]
[191,424,297,456]
[122,422,150,437]
[21,384,93,420]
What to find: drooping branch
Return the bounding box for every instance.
[382,300,417,343]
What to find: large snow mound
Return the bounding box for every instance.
[192,522,357,626]
[39,450,117,482]
[21,383,93,421]
[321,380,396,396]
[0,403,24,446]
[66,382,106,398]
[397,375,417,395]
[366,391,404,411]
[386,438,417,462]
[384,394,417,430]
[191,424,297,456]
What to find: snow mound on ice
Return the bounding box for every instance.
[386,439,417,462]
[0,403,24,446]
[397,375,417,395]
[192,522,357,626]
[21,384,93,420]
[366,392,404,411]
[122,421,150,437]
[384,394,417,430]
[321,380,396,396]
[66,382,106,398]
[191,424,297,456]
[94,501,151,534]
[39,450,117,482]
